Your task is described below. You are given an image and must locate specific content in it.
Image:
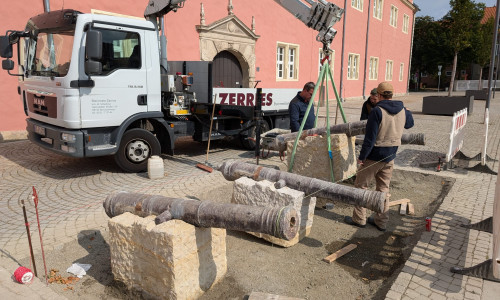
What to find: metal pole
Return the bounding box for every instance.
[32,187,48,285]
[339,0,347,101]
[438,75,441,92]
[362,0,372,100]
[21,200,37,277]
[494,41,500,97]
[482,0,500,165]
[255,88,263,165]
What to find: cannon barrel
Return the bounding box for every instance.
[104,192,298,240]
[265,121,425,152]
[218,160,386,213]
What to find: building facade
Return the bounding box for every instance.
[0,0,415,132]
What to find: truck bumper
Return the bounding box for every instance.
[26,119,85,158]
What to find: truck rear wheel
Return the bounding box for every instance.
[240,120,270,150]
[114,128,161,173]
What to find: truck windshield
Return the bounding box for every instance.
[26,29,74,77]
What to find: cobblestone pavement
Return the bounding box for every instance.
[1,91,500,299]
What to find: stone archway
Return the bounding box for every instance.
[196,12,259,88]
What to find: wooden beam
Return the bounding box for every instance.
[323,244,357,263]
[407,203,415,215]
[389,198,410,207]
[248,292,304,300]
[399,202,408,215]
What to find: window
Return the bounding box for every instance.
[351,0,363,11]
[399,63,404,81]
[385,60,393,81]
[373,0,383,20]
[318,49,335,79]
[369,57,379,80]
[402,14,409,33]
[347,53,360,80]
[390,5,398,28]
[276,42,299,80]
[92,28,140,75]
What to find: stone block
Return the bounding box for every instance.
[232,177,316,247]
[108,213,227,299]
[286,133,356,182]
[465,89,487,100]
[422,96,474,116]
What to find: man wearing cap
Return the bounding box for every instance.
[289,82,316,132]
[345,82,414,232]
[360,88,378,120]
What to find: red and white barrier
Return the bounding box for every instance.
[446,108,468,162]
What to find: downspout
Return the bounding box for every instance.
[407,5,418,94]
[362,0,372,99]
[43,0,50,12]
[339,0,348,101]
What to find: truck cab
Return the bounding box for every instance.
[2,9,175,172]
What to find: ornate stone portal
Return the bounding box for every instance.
[196,2,259,88]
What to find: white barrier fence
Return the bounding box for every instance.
[446,108,468,163]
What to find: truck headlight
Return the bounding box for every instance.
[61,133,76,142]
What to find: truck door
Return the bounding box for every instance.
[80,24,148,128]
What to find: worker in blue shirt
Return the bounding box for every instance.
[289,82,316,132]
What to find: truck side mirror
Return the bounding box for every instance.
[85,30,103,75]
[2,59,14,70]
[0,36,13,58]
[86,30,102,60]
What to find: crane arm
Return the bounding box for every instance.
[273,0,344,49]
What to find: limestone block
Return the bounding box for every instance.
[232,177,316,247]
[108,212,227,300]
[287,133,356,182]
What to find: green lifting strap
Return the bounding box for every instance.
[288,58,347,183]
[288,66,325,173]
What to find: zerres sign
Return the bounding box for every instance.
[446,108,468,162]
[212,88,298,111]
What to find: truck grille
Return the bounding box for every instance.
[26,91,57,118]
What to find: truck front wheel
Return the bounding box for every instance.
[114,128,161,173]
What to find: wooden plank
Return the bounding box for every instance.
[248,292,304,300]
[389,198,411,207]
[323,244,357,263]
[399,202,408,215]
[407,203,415,215]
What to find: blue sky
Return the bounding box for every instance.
[414,0,498,20]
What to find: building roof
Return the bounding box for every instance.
[482,6,496,24]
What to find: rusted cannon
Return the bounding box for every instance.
[104,192,298,240]
[218,160,386,213]
[264,121,425,152]
[356,133,425,146]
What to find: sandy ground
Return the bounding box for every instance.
[20,166,454,300]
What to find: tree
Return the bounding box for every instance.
[442,0,485,96]
[472,17,495,89]
[411,16,451,89]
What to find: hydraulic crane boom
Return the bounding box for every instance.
[273,0,344,49]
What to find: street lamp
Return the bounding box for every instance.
[438,65,442,93]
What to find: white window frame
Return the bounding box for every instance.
[385,60,393,81]
[399,63,404,81]
[390,5,398,28]
[403,14,409,33]
[351,0,364,11]
[373,0,383,20]
[347,53,360,80]
[276,42,300,81]
[369,56,379,80]
[319,49,335,79]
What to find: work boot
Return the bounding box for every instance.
[367,216,386,232]
[344,216,366,228]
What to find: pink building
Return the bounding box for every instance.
[0,0,415,132]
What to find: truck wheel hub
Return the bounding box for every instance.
[127,140,149,162]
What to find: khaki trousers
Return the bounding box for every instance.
[352,159,393,229]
